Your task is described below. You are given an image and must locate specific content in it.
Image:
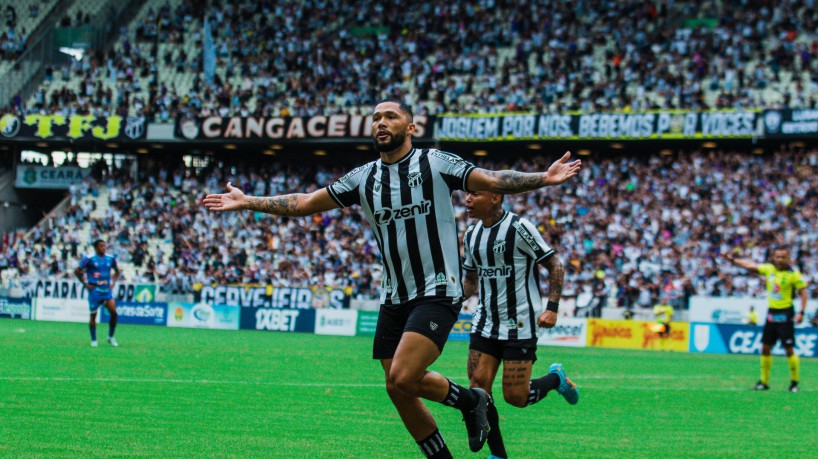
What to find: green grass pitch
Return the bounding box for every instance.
[1,319,817,458]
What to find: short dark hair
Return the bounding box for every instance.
[93,239,105,248]
[376,98,413,121]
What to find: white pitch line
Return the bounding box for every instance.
[0,376,386,387]
[1,376,811,392]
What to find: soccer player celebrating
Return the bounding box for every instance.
[724,248,808,392]
[202,99,581,457]
[74,239,121,347]
[461,190,578,459]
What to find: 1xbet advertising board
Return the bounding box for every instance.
[240,307,316,333]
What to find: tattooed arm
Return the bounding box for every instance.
[541,253,564,303]
[463,269,479,299]
[202,182,339,217]
[536,253,564,328]
[467,152,581,194]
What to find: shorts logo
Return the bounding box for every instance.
[493,240,506,254]
[434,273,447,285]
[407,172,423,188]
[430,321,438,331]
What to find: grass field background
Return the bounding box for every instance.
[1,319,817,458]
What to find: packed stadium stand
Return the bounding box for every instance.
[7,0,818,118]
[3,147,818,311]
[1,0,818,315]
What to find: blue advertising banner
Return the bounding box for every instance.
[690,323,818,358]
[240,307,316,333]
[448,313,473,342]
[0,296,32,319]
[167,302,240,330]
[100,301,167,326]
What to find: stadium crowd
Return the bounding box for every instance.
[3,147,818,310]
[5,0,818,118]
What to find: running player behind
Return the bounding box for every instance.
[461,190,578,459]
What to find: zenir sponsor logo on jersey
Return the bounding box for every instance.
[407,172,423,188]
[374,200,431,225]
[512,221,541,252]
[493,240,506,254]
[478,265,512,278]
[434,273,447,285]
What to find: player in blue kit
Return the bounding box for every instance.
[74,240,121,347]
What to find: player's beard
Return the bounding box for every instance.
[373,127,408,153]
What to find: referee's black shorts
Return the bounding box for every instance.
[761,307,795,347]
[372,296,462,360]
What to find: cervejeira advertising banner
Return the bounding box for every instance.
[193,284,350,309]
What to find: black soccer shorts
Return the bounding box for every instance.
[761,307,795,347]
[372,296,462,360]
[469,333,539,362]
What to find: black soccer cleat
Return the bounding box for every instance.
[753,381,769,391]
[463,388,491,452]
[789,381,799,393]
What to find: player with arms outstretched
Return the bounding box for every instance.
[203,99,581,457]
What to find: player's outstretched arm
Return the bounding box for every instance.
[722,252,760,273]
[537,254,564,328]
[467,151,581,195]
[202,182,340,217]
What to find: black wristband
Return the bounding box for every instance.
[546,301,559,312]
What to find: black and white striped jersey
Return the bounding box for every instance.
[327,148,475,305]
[463,211,555,340]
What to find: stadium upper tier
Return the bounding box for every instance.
[6,0,818,118]
[3,148,817,308]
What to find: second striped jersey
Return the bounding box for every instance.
[463,211,555,340]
